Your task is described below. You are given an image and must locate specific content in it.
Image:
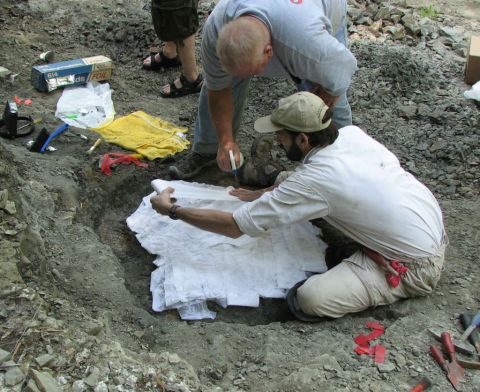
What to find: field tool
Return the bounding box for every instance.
[428,329,479,358]
[409,377,432,392]
[429,332,465,390]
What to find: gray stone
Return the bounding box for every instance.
[439,26,465,43]
[5,367,25,386]
[430,140,448,152]
[72,380,87,392]
[0,66,11,79]
[398,104,417,118]
[393,354,407,367]
[84,367,101,387]
[377,362,395,373]
[402,15,421,35]
[29,369,62,392]
[0,347,11,364]
[35,353,56,368]
[25,379,41,392]
[384,26,406,40]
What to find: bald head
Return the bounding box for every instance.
[216,16,273,78]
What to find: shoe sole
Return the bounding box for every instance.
[168,159,217,180]
[286,280,324,322]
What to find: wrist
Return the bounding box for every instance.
[168,204,181,220]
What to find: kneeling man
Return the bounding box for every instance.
[151,92,446,321]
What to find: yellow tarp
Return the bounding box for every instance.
[92,111,190,160]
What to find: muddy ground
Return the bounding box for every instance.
[0,0,479,391]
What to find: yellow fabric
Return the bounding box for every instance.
[92,111,190,160]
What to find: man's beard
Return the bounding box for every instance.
[283,142,303,162]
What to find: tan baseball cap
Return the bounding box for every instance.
[254,91,332,134]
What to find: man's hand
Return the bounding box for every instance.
[230,188,265,202]
[310,85,340,108]
[217,142,242,172]
[150,187,176,215]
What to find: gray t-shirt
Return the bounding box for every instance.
[202,0,357,96]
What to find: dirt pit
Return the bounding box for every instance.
[1,0,480,391]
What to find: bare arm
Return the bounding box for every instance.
[309,84,340,108]
[229,185,276,202]
[208,87,242,172]
[150,188,243,239]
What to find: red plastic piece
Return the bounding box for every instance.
[100,153,148,176]
[354,321,387,363]
[13,95,32,106]
[386,260,409,288]
[373,344,386,363]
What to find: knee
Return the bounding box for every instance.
[296,278,336,318]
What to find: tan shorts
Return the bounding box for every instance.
[296,244,446,318]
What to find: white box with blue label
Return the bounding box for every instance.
[31,55,113,92]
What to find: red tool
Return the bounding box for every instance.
[430,345,460,390]
[409,377,432,392]
[441,332,465,382]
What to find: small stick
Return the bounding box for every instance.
[87,138,102,155]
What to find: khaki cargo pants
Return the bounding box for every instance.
[296,244,447,318]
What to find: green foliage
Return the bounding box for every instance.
[419,4,439,19]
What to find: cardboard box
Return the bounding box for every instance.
[31,55,113,92]
[465,36,480,85]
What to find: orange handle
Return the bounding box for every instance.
[441,332,456,360]
[409,377,432,392]
[430,345,447,371]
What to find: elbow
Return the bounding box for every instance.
[227,228,243,239]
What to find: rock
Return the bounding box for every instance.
[25,379,42,392]
[439,26,465,43]
[35,353,56,368]
[0,347,12,364]
[0,66,11,79]
[429,140,448,152]
[393,354,407,367]
[72,380,87,392]
[94,381,108,392]
[384,26,406,40]
[84,366,101,387]
[375,6,394,21]
[5,367,25,386]
[29,369,62,392]
[398,104,417,118]
[348,7,364,21]
[377,362,395,373]
[402,15,421,35]
[369,20,383,33]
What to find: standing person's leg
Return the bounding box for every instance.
[160,34,203,97]
[169,77,251,179]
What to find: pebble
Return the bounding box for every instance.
[5,367,25,386]
[0,347,11,364]
[377,363,395,373]
[29,369,62,392]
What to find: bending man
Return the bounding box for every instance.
[152,92,446,320]
[169,0,357,180]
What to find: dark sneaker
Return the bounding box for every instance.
[238,135,285,186]
[168,150,217,180]
[286,280,323,323]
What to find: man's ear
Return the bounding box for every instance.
[264,44,273,59]
[297,133,309,147]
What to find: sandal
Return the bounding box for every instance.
[142,50,181,71]
[160,74,203,98]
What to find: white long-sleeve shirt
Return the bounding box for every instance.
[233,126,445,262]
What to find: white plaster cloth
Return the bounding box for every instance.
[127,180,327,320]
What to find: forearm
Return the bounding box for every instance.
[208,87,234,145]
[176,207,243,238]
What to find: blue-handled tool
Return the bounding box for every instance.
[461,310,480,342]
[40,123,69,152]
